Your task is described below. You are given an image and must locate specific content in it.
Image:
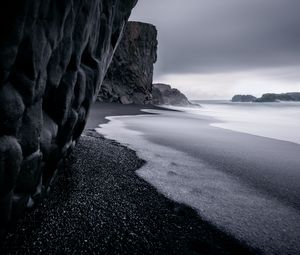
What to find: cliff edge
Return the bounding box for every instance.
[98,21,158,104]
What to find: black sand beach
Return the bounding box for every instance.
[1,102,255,254]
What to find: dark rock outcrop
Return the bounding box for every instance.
[0,0,137,237]
[231,95,257,102]
[255,92,300,102]
[231,92,300,103]
[98,21,158,104]
[152,83,192,106]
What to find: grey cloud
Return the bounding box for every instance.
[130,0,300,77]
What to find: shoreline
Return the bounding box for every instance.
[95,103,300,254]
[1,102,255,254]
[86,101,177,129]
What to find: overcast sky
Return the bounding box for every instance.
[130,0,300,99]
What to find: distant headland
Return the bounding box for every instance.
[232,92,300,102]
[231,95,257,102]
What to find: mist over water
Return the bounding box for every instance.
[176,101,300,144]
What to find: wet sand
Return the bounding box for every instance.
[86,102,173,128]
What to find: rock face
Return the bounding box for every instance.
[0,0,137,237]
[98,21,158,104]
[255,92,300,102]
[232,95,257,102]
[152,84,192,106]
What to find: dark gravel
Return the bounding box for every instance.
[1,131,257,254]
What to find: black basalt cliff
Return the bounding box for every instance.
[0,0,137,237]
[98,21,158,104]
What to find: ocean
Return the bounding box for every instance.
[96,101,300,254]
[183,100,300,144]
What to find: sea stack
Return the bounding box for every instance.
[0,0,137,236]
[98,21,158,104]
[231,95,257,102]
